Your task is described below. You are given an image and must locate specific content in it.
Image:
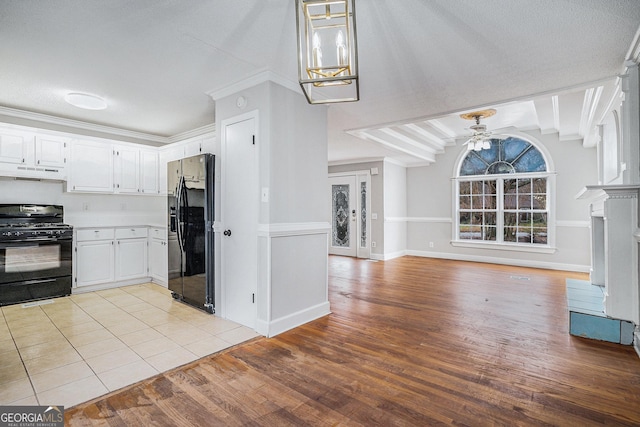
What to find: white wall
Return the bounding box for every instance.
[215,79,330,337]
[383,160,407,259]
[0,178,165,226]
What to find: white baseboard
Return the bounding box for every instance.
[405,250,590,273]
[370,250,407,261]
[258,302,331,337]
[72,277,152,294]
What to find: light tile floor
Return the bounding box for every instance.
[0,283,259,408]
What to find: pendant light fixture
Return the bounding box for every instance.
[295,0,359,104]
[460,109,496,151]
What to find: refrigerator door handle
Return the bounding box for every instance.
[176,175,185,253]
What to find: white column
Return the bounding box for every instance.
[602,186,640,324]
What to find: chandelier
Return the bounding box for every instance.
[460,109,496,151]
[295,0,359,104]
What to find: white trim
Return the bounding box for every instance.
[206,70,300,101]
[367,250,407,261]
[556,220,590,228]
[168,123,216,143]
[329,170,369,178]
[257,222,330,237]
[406,217,453,223]
[450,240,557,254]
[406,250,589,273]
[384,217,406,223]
[328,157,385,167]
[0,106,169,144]
[257,302,331,337]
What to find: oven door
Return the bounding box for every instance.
[0,237,72,305]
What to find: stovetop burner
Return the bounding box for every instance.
[0,222,73,229]
[0,204,72,241]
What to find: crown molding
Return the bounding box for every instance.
[168,123,216,143]
[0,105,169,143]
[206,69,301,101]
[328,157,386,167]
[625,25,640,63]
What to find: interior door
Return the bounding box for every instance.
[221,114,257,329]
[329,176,357,257]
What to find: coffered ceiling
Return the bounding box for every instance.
[0,1,639,165]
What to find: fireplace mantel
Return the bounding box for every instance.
[576,184,640,201]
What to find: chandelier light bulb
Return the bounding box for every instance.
[312,32,323,68]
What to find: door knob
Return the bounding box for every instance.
[223,229,232,236]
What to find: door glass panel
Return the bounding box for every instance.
[332,184,350,247]
[360,181,367,248]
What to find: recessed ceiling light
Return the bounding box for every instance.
[64,92,107,110]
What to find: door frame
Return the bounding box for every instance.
[220,110,259,326]
[329,170,371,259]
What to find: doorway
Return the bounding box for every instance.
[328,172,370,258]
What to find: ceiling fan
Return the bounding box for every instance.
[460,109,497,151]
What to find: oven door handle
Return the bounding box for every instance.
[21,278,57,285]
[0,237,68,244]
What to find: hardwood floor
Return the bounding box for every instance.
[65,256,640,426]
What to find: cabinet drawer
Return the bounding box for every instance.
[115,227,148,239]
[76,228,115,241]
[149,227,165,239]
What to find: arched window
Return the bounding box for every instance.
[454,136,553,249]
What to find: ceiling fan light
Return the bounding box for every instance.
[466,142,474,151]
[64,92,107,110]
[482,139,491,150]
[474,141,483,151]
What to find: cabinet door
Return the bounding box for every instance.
[0,131,29,164]
[149,238,168,284]
[35,135,68,168]
[115,238,148,280]
[183,139,202,157]
[140,149,159,194]
[76,240,115,287]
[114,145,139,193]
[68,140,113,192]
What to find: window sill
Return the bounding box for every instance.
[450,240,557,254]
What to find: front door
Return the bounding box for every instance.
[329,174,370,258]
[221,113,258,329]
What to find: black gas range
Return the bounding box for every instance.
[0,204,73,305]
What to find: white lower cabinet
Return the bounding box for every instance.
[75,227,149,290]
[115,228,148,280]
[148,227,167,285]
[75,235,115,287]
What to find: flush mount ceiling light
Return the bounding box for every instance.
[64,92,107,110]
[460,109,497,151]
[295,0,359,104]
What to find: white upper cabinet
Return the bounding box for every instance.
[140,149,159,194]
[35,135,67,168]
[0,130,28,164]
[68,139,113,193]
[68,139,159,195]
[113,145,139,194]
[0,127,68,179]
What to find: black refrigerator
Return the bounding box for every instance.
[167,154,215,314]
